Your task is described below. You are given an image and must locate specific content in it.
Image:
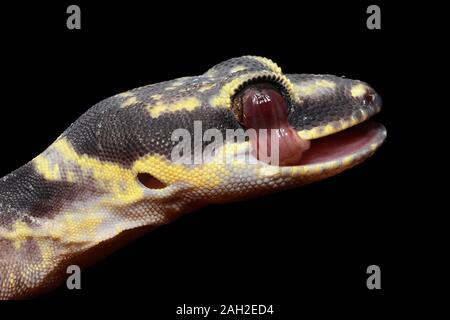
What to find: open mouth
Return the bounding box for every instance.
[248,119,386,167]
[294,120,385,166]
[236,82,385,167]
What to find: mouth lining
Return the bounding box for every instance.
[293,120,385,166]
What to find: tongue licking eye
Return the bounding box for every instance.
[232,83,310,166]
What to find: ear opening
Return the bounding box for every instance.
[137,172,167,189]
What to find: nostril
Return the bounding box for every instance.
[137,172,167,189]
[363,91,376,105]
[373,92,382,106]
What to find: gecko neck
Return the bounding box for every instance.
[0,161,85,229]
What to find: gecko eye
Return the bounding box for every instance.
[230,82,311,166]
[231,83,289,128]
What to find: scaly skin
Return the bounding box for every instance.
[0,56,386,299]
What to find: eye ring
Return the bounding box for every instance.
[231,82,289,126]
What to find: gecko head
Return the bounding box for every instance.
[221,75,386,193]
[174,57,387,202]
[132,57,386,205]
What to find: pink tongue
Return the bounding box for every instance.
[242,86,310,166]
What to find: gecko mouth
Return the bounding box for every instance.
[236,83,385,167]
[292,120,385,166]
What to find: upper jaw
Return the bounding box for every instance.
[296,97,383,141]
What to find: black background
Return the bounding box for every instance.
[0,0,446,316]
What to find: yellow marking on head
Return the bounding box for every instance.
[34,155,60,180]
[133,155,228,189]
[164,86,177,91]
[114,225,124,234]
[294,79,336,96]
[323,124,337,136]
[8,272,15,286]
[205,68,218,77]
[0,212,104,247]
[52,139,145,205]
[252,56,282,74]
[318,80,336,88]
[151,94,163,100]
[31,241,55,273]
[0,221,33,249]
[342,155,354,166]
[14,222,32,248]
[257,166,281,178]
[149,104,166,117]
[147,96,201,118]
[117,91,134,98]
[169,82,183,88]
[209,72,267,107]
[350,84,367,98]
[370,143,378,151]
[48,212,104,243]
[298,128,320,140]
[324,160,341,170]
[120,96,139,108]
[230,65,248,73]
[209,76,246,108]
[210,73,297,107]
[295,166,309,176]
[297,110,368,140]
[340,118,355,130]
[198,83,217,92]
